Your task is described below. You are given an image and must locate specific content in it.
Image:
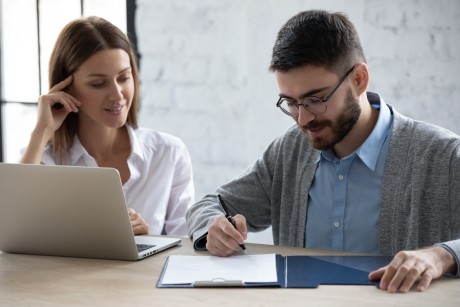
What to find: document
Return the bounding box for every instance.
[157,253,392,288]
[161,254,278,285]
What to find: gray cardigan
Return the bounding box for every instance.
[186,106,460,272]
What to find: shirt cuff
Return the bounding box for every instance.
[436,243,460,277]
[191,228,208,251]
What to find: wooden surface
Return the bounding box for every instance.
[0,237,458,307]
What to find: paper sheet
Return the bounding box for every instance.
[161,254,278,284]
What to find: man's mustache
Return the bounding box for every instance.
[303,120,332,131]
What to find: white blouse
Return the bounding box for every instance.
[41,126,195,236]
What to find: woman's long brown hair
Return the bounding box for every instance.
[48,16,140,163]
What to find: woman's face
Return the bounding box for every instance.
[70,48,134,129]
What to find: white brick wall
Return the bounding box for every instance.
[135,0,460,243]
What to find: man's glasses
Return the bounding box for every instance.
[276,65,355,117]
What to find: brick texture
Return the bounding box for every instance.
[135,0,460,243]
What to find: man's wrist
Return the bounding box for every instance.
[434,245,457,275]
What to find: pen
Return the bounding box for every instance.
[216,194,247,254]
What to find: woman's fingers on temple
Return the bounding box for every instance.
[49,75,73,93]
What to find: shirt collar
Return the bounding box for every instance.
[356,92,392,171]
[68,125,144,165]
[315,92,393,171]
[68,136,89,165]
[126,125,145,161]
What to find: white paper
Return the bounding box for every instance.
[161,253,278,284]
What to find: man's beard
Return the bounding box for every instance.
[301,88,361,151]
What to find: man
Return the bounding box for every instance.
[186,10,459,293]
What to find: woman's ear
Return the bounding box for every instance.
[351,62,369,96]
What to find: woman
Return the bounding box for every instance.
[21,16,195,236]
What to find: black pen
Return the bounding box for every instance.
[216,194,247,254]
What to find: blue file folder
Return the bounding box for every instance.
[157,254,393,288]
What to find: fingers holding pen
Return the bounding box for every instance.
[207,215,247,256]
[231,214,248,241]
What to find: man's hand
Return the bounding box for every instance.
[206,214,247,257]
[369,246,456,292]
[128,208,148,235]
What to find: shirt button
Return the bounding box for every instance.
[334,222,340,228]
[338,175,344,180]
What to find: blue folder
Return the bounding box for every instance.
[157,255,393,288]
[282,255,393,288]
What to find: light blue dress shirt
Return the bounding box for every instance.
[305,96,393,253]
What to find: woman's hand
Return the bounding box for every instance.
[35,75,81,138]
[128,208,149,235]
[21,76,81,164]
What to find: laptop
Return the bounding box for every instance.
[0,163,181,261]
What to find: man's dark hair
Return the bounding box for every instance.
[269,10,366,75]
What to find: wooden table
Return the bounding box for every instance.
[0,238,458,307]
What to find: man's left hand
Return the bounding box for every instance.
[369,246,456,292]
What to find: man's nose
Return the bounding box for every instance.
[296,106,316,127]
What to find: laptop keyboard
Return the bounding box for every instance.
[137,244,156,253]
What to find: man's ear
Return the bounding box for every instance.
[351,62,369,96]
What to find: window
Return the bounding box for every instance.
[0,0,128,162]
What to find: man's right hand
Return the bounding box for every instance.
[206,214,248,256]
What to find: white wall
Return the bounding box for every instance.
[135,0,460,244]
